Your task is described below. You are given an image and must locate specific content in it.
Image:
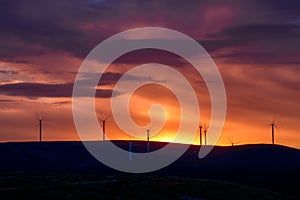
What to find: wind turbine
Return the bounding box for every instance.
[227,136,240,146]
[35,113,47,143]
[142,120,152,152]
[199,125,203,146]
[98,113,110,141]
[204,125,208,145]
[101,119,106,141]
[269,120,279,145]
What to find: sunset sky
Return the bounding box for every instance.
[0,0,299,148]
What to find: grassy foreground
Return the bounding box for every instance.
[0,173,295,200]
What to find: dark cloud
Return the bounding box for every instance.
[215,52,300,65]
[1,0,299,63]
[0,0,230,60]
[207,24,300,42]
[203,24,300,64]
[112,49,188,68]
[0,70,160,99]
[77,71,165,87]
[249,0,300,19]
[200,39,242,52]
[0,99,16,103]
[0,82,115,98]
[97,72,123,86]
[0,0,95,58]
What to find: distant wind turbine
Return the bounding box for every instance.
[269,120,279,145]
[98,113,110,141]
[227,136,240,146]
[142,120,152,152]
[199,125,203,146]
[204,125,208,145]
[101,119,106,141]
[35,113,47,143]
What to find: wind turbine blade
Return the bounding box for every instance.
[34,112,41,120]
[226,137,234,146]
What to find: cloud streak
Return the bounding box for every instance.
[0,82,115,98]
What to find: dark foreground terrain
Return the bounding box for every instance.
[1,141,300,199]
[0,174,295,200]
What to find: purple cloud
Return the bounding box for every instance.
[0,82,115,98]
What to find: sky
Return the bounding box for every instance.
[0,0,300,148]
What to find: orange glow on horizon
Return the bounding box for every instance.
[1,48,299,150]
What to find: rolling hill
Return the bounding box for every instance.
[0,141,300,199]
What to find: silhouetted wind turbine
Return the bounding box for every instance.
[204,126,208,145]
[101,119,106,141]
[199,125,203,146]
[35,113,47,143]
[142,120,152,152]
[227,136,240,146]
[269,120,279,145]
[98,113,110,141]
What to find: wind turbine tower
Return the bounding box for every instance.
[99,113,110,141]
[270,121,275,145]
[35,113,44,143]
[39,118,42,142]
[204,127,207,145]
[199,125,202,146]
[102,120,106,141]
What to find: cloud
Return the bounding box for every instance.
[111,49,189,67]
[77,71,165,86]
[50,101,71,107]
[207,24,300,42]
[202,23,300,64]
[0,69,19,75]
[0,69,162,98]
[0,82,115,98]
[0,0,299,63]
[0,0,92,58]
[0,0,237,60]
[0,99,16,103]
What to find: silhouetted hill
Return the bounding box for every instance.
[1,141,300,197]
